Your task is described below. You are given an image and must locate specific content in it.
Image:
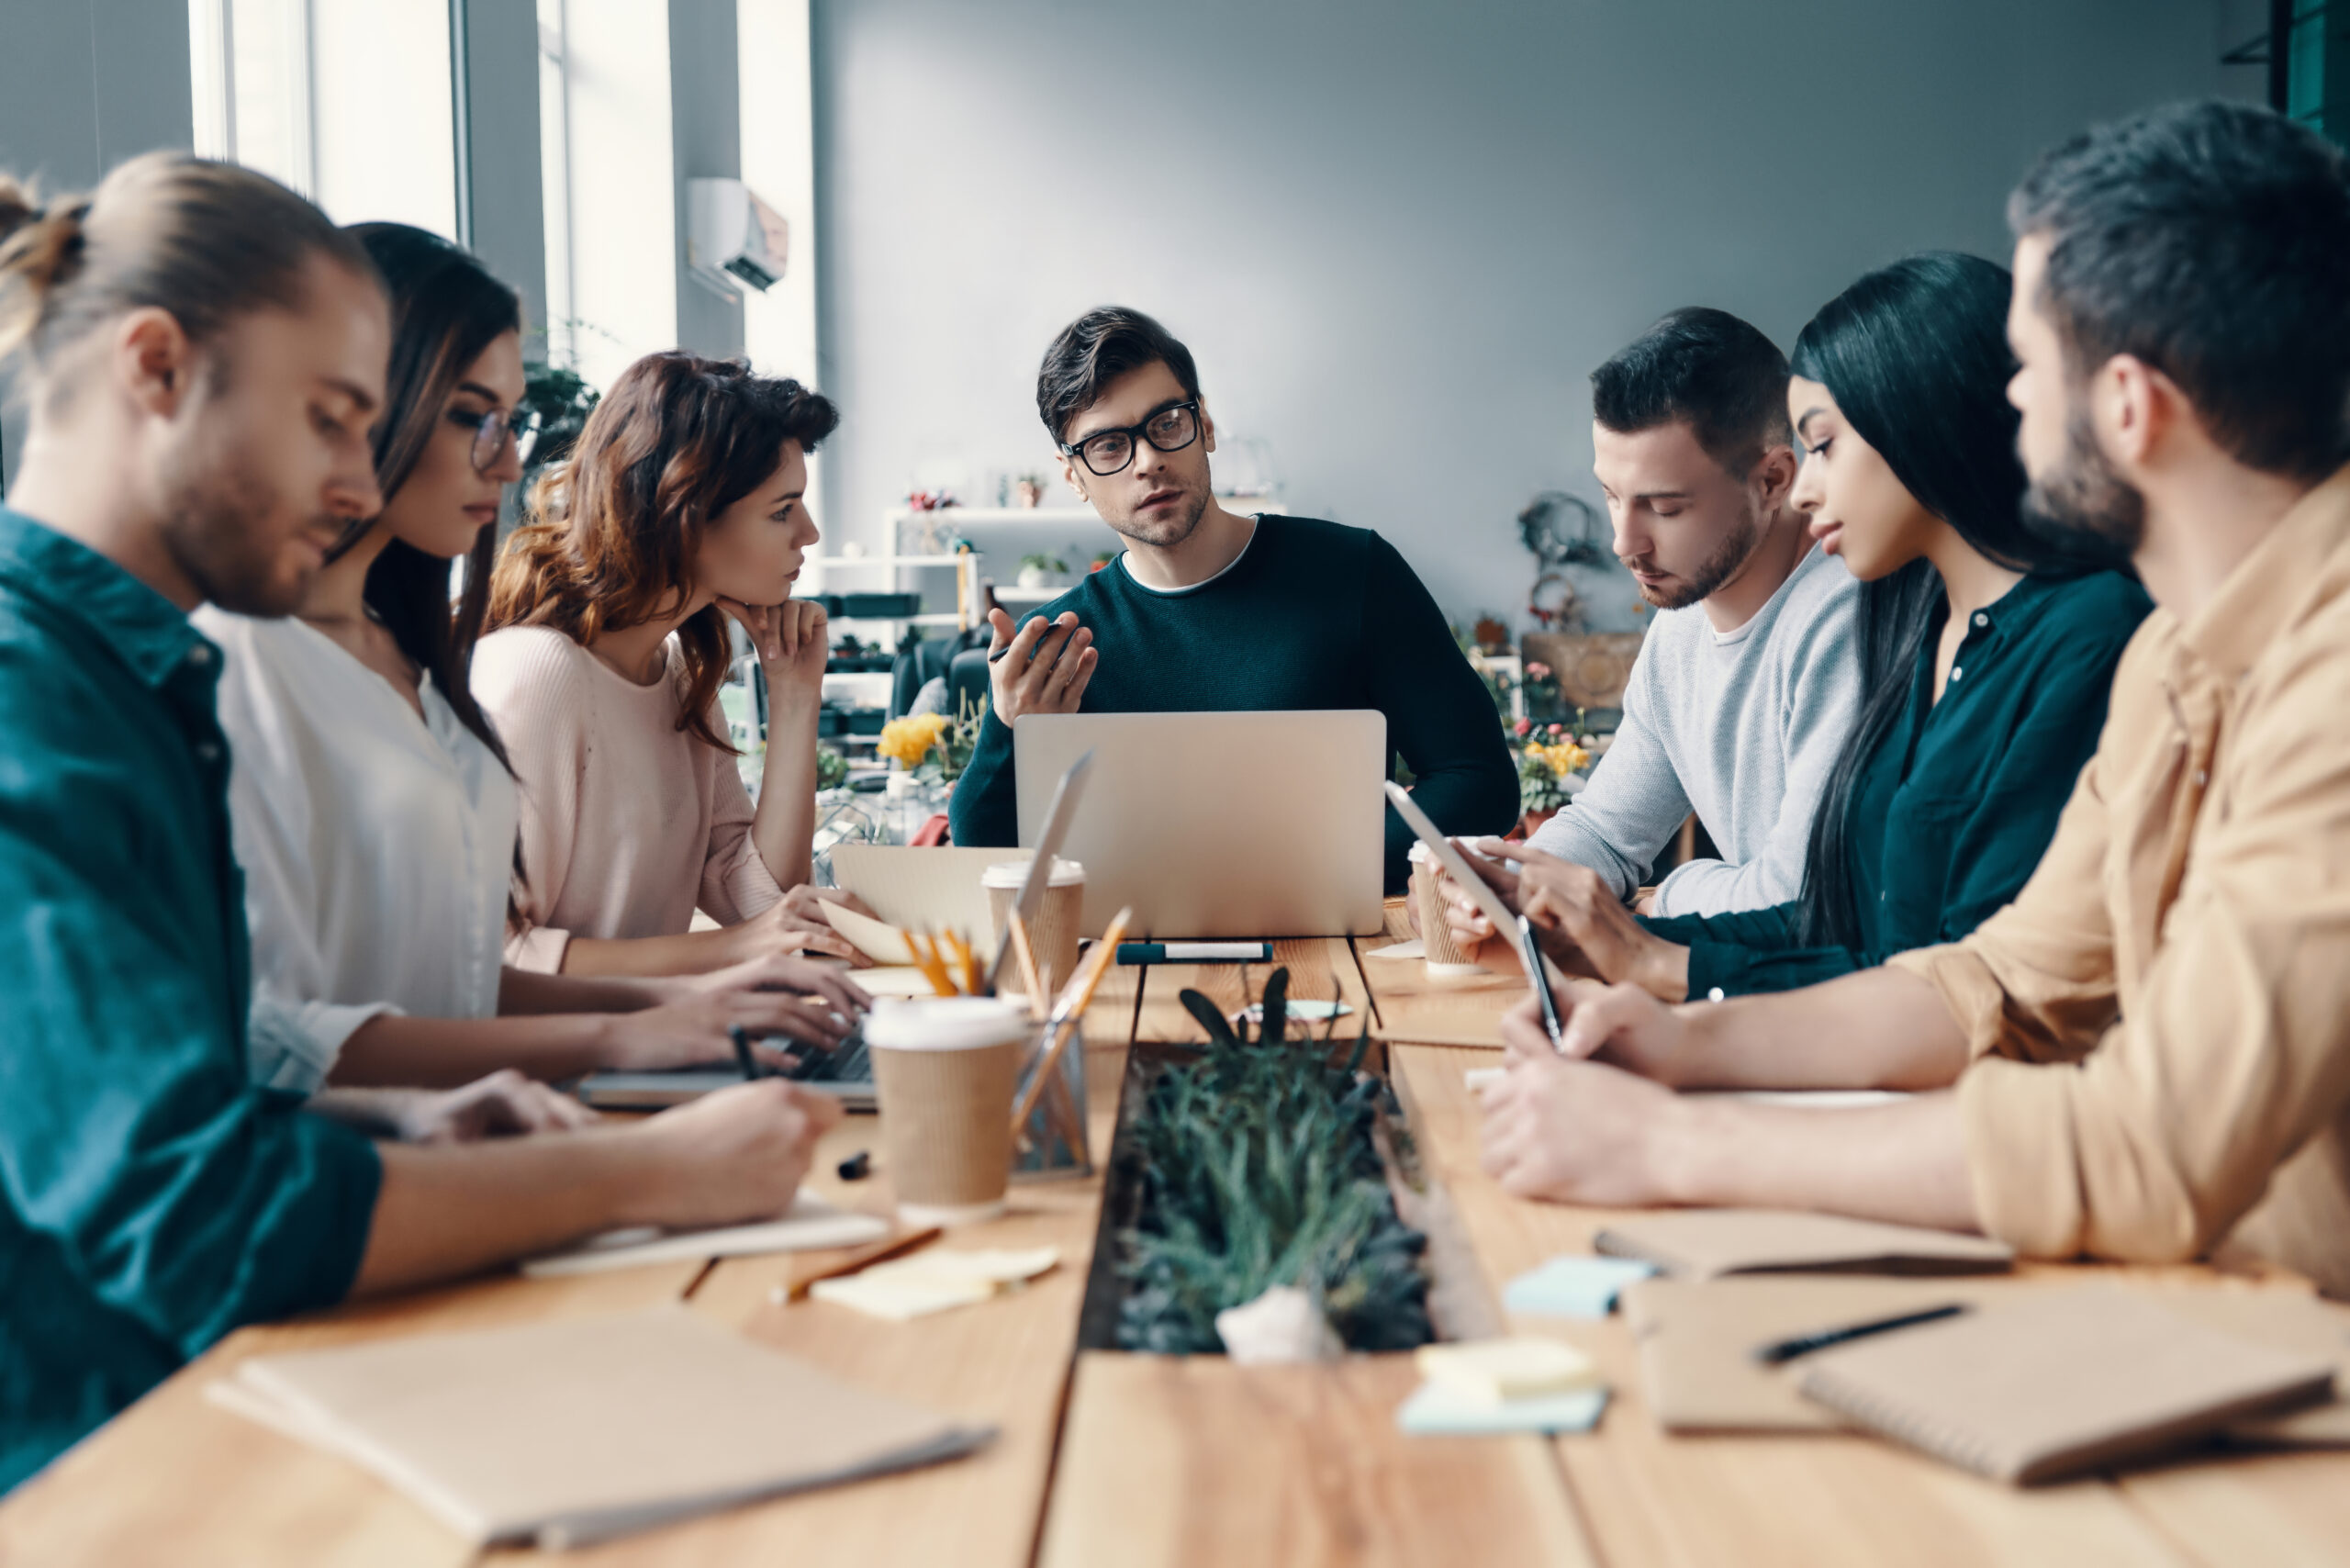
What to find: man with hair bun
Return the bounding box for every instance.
[0,155,839,1490]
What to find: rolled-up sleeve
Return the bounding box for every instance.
[1924,638,2350,1266]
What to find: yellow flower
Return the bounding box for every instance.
[1527,740,1590,778]
[877,711,950,768]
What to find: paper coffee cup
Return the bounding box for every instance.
[1410,843,1487,978]
[983,857,1086,1002]
[865,996,1028,1226]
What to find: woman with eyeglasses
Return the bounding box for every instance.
[198,226,863,1114]
[474,350,868,980]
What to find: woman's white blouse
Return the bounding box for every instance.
[197,610,518,1093]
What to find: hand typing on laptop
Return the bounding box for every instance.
[985,607,1097,722]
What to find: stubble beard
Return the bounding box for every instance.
[1636,506,1761,611]
[1107,484,1209,550]
[2019,405,2145,571]
[154,427,327,618]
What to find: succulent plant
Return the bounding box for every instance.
[1113,968,1432,1355]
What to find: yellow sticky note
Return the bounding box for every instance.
[1414,1337,1598,1405]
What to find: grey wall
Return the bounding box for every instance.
[673,0,748,359]
[0,0,194,488]
[811,0,2256,632]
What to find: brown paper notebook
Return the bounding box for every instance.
[207,1307,991,1548]
[1627,1276,2350,1442]
[1794,1287,2334,1484]
[1592,1209,2014,1279]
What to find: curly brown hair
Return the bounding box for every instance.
[487,352,838,751]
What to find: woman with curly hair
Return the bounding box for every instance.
[477,351,866,977]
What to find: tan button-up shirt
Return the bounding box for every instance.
[1890,467,2350,1298]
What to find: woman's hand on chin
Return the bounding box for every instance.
[718,595,829,697]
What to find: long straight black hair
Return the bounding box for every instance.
[330,221,521,768]
[1789,252,2109,948]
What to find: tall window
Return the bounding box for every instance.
[188,0,460,238]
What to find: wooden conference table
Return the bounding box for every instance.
[6,911,2349,1568]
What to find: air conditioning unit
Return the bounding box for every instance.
[686,177,788,298]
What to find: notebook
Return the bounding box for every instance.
[518,1193,890,1278]
[1592,1210,2014,1279]
[827,845,1011,960]
[1795,1287,2334,1484]
[207,1307,992,1548]
[1626,1276,2350,1442]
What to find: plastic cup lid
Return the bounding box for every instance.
[863,995,1032,1051]
[980,856,1085,890]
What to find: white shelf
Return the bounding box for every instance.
[886,507,1100,525]
[994,584,1076,601]
[831,611,965,626]
[808,554,964,567]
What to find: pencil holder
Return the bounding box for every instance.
[1011,1020,1091,1180]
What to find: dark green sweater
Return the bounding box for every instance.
[948,515,1519,891]
[1641,569,2152,997]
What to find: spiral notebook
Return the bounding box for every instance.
[1794,1287,2334,1484]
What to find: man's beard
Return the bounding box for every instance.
[1107,485,1208,549]
[155,434,328,617]
[2020,405,2145,571]
[1634,507,1760,611]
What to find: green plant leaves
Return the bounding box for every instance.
[1114,968,1431,1355]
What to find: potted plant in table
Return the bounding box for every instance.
[875,692,990,790]
[1511,719,1592,837]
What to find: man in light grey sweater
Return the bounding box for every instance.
[1522,309,1860,920]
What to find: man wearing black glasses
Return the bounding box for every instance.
[946,306,1517,891]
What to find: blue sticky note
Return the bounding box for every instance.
[1503,1256,1658,1319]
[1396,1382,1611,1436]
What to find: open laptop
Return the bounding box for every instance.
[1013,710,1388,938]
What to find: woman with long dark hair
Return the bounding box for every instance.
[476,351,867,978]
[200,225,861,1099]
[1450,252,2150,997]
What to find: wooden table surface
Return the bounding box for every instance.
[6,925,2345,1568]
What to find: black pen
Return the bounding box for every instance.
[1750,1303,1967,1365]
[730,1025,762,1081]
[988,614,1075,663]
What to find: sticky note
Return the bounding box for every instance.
[806,1247,1059,1321]
[1396,1382,1609,1435]
[1504,1256,1658,1319]
[1414,1337,1598,1405]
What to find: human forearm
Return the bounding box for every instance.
[351,1079,840,1296]
[1673,965,1969,1090]
[498,965,663,1014]
[1651,1092,1981,1232]
[329,1012,621,1088]
[352,1127,666,1294]
[558,926,747,978]
[751,685,819,891]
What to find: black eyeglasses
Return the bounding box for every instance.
[1059,399,1201,476]
[447,404,543,476]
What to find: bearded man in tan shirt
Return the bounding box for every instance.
[1475,99,2350,1299]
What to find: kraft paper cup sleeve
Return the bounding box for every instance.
[1414,858,1485,977]
[986,878,1086,999]
[870,1038,1019,1225]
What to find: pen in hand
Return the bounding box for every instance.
[730,1025,763,1081]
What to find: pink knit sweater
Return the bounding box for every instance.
[471,625,781,970]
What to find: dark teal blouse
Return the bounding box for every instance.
[1640,569,2152,998]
